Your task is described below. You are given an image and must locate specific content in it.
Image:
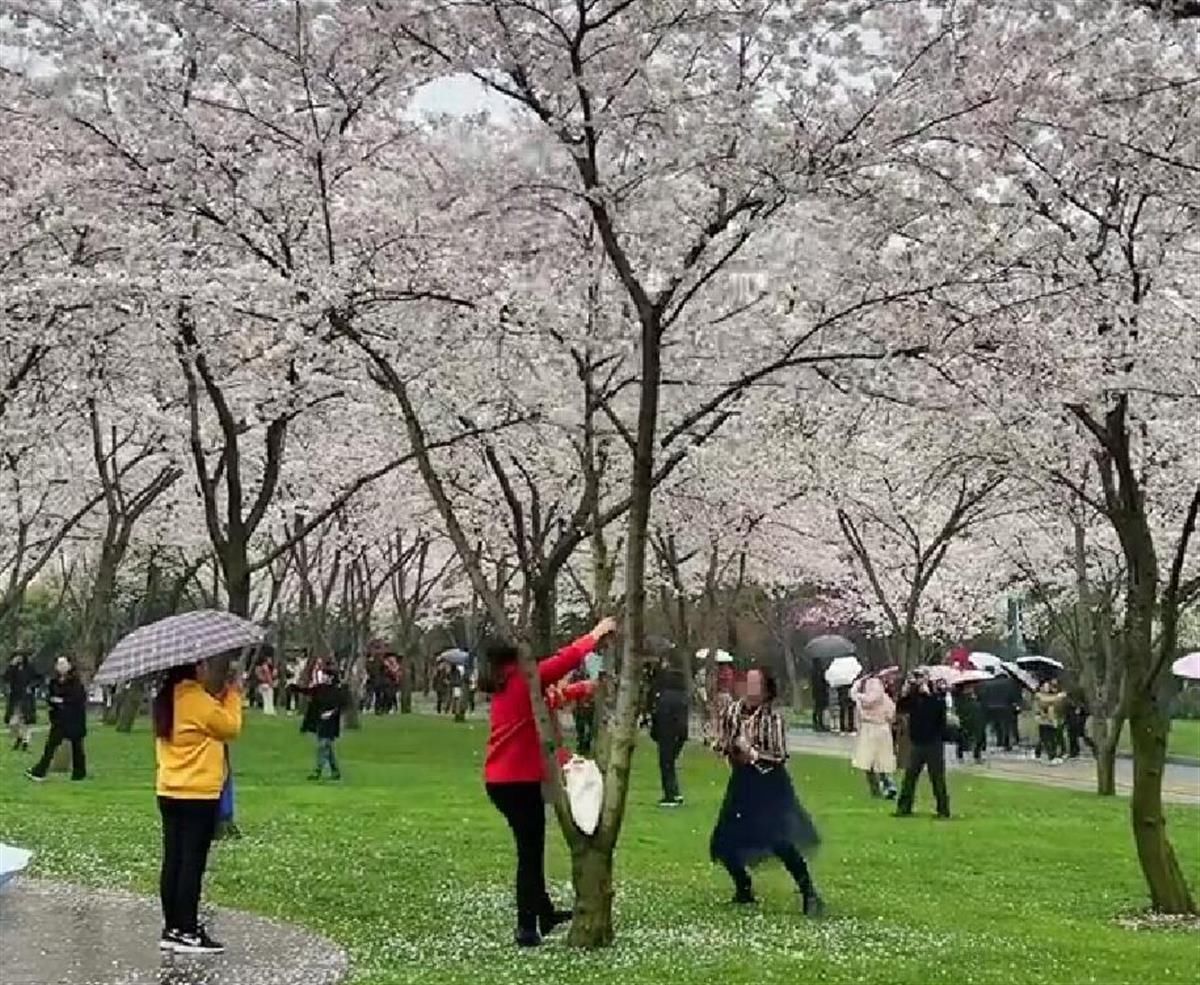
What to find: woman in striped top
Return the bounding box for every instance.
[709,668,823,915]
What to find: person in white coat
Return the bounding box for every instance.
[850,675,897,799]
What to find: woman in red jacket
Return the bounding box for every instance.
[481,615,616,948]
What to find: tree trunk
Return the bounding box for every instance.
[567,841,616,948]
[1093,714,1123,797]
[1128,691,1196,913]
[115,683,143,733]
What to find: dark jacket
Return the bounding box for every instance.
[301,683,347,740]
[979,675,1021,712]
[650,668,689,743]
[897,688,947,745]
[4,660,38,723]
[47,674,88,740]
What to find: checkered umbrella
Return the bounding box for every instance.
[93,610,265,685]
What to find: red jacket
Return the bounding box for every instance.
[484,634,597,784]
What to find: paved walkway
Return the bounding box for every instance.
[0,879,348,985]
[787,728,1200,806]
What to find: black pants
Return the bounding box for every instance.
[984,709,1010,750]
[838,691,854,733]
[575,711,594,756]
[486,781,553,931]
[897,741,950,817]
[656,735,685,800]
[956,722,985,762]
[30,727,86,779]
[812,699,828,732]
[1037,724,1062,759]
[1066,720,1095,758]
[722,841,814,899]
[158,796,219,934]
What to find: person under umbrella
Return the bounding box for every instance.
[710,667,823,915]
[894,669,951,819]
[153,659,242,954]
[1034,679,1067,764]
[850,674,897,799]
[954,680,987,764]
[25,656,87,783]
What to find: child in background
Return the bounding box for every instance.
[301,660,348,781]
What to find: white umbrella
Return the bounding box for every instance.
[955,669,994,685]
[824,655,863,687]
[696,648,734,664]
[924,665,964,685]
[1171,652,1200,680]
[1016,655,1064,671]
[0,843,32,889]
[438,648,470,666]
[999,661,1039,690]
[968,651,1001,671]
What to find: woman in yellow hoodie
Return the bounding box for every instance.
[153,661,242,955]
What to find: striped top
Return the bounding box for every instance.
[716,699,789,765]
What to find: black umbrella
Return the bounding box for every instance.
[804,634,856,662]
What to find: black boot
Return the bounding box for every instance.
[539,908,573,936]
[803,891,825,918]
[515,913,542,948]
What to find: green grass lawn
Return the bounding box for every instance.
[2,714,1198,985]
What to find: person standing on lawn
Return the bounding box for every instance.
[650,660,689,807]
[254,657,276,716]
[894,669,951,819]
[850,674,897,799]
[4,653,38,753]
[710,667,823,915]
[481,615,617,948]
[153,660,242,954]
[25,656,87,782]
[301,660,348,780]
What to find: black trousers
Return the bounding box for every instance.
[656,735,685,800]
[30,726,86,779]
[486,781,554,931]
[1036,724,1062,759]
[722,841,814,898]
[158,796,219,933]
[984,709,1010,750]
[956,721,985,762]
[1066,720,1095,758]
[897,741,950,817]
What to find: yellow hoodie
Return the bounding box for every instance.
[156,680,243,799]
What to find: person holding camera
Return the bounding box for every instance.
[894,670,951,819]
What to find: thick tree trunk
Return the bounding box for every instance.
[115,683,143,733]
[1128,692,1196,913]
[568,841,616,948]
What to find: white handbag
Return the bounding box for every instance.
[562,756,603,836]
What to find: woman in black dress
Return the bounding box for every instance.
[710,667,823,915]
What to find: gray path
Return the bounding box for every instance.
[0,879,348,985]
[786,728,1200,806]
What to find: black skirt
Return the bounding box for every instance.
[710,763,820,868]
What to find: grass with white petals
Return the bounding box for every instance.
[2,712,1198,984]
